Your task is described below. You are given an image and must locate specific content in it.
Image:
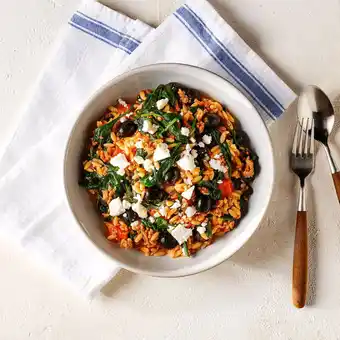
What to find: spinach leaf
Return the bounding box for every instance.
[140,84,177,113]
[105,165,126,196]
[141,219,154,229]
[182,241,189,256]
[162,83,177,106]
[197,180,221,200]
[140,169,158,188]
[215,170,225,182]
[141,217,169,231]
[154,217,168,230]
[140,146,182,187]
[222,214,234,221]
[190,117,197,136]
[89,147,97,159]
[136,148,147,158]
[206,220,212,238]
[189,105,204,114]
[80,164,132,198]
[137,109,188,143]
[210,129,232,177]
[93,111,130,144]
[155,145,182,183]
[80,171,104,190]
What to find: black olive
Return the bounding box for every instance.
[193,146,207,169]
[144,187,167,202]
[168,83,200,104]
[234,130,251,148]
[164,168,180,183]
[243,185,253,197]
[196,195,213,212]
[186,88,201,104]
[97,198,108,214]
[240,198,249,216]
[122,209,138,224]
[117,121,137,138]
[192,229,202,242]
[232,178,243,190]
[204,114,221,128]
[160,232,179,249]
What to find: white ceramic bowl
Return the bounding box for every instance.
[64,63,274,277]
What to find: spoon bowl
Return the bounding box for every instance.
[298,85,334,145]
[298,85,340,201]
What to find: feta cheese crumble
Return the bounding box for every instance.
[156,98,169,110]
[185,206,197,218]
[177,154,196,171]
[118,98,128,107]
[191,149,198,158]
[132,202,148,218]
[143,159,154,172]
[142,120,159,134]
[171,200,181,209]
[177,146,196,172]
[198,141,205,148]
[209,159,227,172]
[170,224,192,245]
[159,205,167,217]
[197,226,206,235]
[135,141,143,148]
[202,134,212,144]
[122,200,131,210]
[149,216,155,223]
[153,143,170,162]
[181,127,190,136]
[120,117,127,123]
[110,153,130,176]
[184,177,192,185]
[109,197,125,217]
[134,156,144,164]
[182,186,195,200]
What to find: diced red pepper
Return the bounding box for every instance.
[117,227,129,240]
[218,178,233,198]
[116,103,131,114]
[111,147,123,157]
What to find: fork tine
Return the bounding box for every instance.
[310,118,315,155]
[292,119,300,155]
[303,118,310,156]
[298,118,305,155]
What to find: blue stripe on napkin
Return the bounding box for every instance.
[76,11,142,45]
[175,5,284,120]
[69,13,140,54]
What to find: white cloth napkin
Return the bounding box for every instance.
[0,0,296,297]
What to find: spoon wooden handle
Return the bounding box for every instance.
[292,211,308,308]
[332,172,340,202]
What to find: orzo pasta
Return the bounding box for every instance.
[80,83,258,257]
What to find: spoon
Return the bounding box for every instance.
[298,85,340,201]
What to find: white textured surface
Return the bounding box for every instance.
[2,0,340,339]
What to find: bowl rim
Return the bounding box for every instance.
[63,63,275,277]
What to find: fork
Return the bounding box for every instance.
[290,117,315,308]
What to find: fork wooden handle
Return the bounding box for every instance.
[332,172,340,202]
[292,211,308,308]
